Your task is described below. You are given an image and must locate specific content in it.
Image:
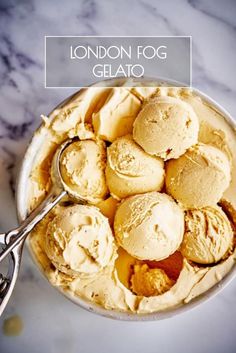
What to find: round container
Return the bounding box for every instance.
[16,77,236,321]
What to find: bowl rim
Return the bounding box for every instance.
[16,77,236,321]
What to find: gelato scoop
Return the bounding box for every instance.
[45,205,117,276]
[60,139,108,203]
[133,96,199,160]
[181,206,233,264]
[106,135,165,199]
[131,264,174,297]
[166,143,231,208]
[92,88,141,142]
[114,192,184,261]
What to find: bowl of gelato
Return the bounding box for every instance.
[16,77,236,320]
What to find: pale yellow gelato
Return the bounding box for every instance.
[130,86,157,101]
[133,96,199,160]
[60,139,108,203]
[27,82,236,315]
[106,135,165,199]
[121,80,158,101]
[114,192,184,261]
[146,251,183,281]
[45,205,117,276]
[115,247,138,289]
[166,143,231,208]
[96,196,119,225]
[131,264,174,297]
[181,206,233,264]
[115,249,183,295]
[92,88,141,142]
[50,87,111,140]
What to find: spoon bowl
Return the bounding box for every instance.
[0,136,89,315]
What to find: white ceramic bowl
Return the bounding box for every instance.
[16,78,236,321]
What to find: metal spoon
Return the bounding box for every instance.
[0,138,86,316]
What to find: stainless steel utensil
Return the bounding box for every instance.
[0,138,85,316]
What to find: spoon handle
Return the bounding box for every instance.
[0,188,66,264]
[0,241,22,317]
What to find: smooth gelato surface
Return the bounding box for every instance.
[26,81,236,315]
[106,135,165,199]
[60,139,108,203]
[50,87,111,141]
[96,196,119,225]
[146,251,183,281]
[131,264,174,297]
[45,205,117,276]
[114,192,184,261]
[181,206,233,264]
[133,96,199,160]
[166,143,231,208]
[92,88,141,142]
[115,248,182,296]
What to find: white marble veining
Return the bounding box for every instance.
[0,0,236,352]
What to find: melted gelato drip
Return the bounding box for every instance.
[3,315,23,336]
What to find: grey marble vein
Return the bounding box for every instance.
[0,1,235,352]
[188,0,236,31]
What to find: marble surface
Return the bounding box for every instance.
[0,0,236,352]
